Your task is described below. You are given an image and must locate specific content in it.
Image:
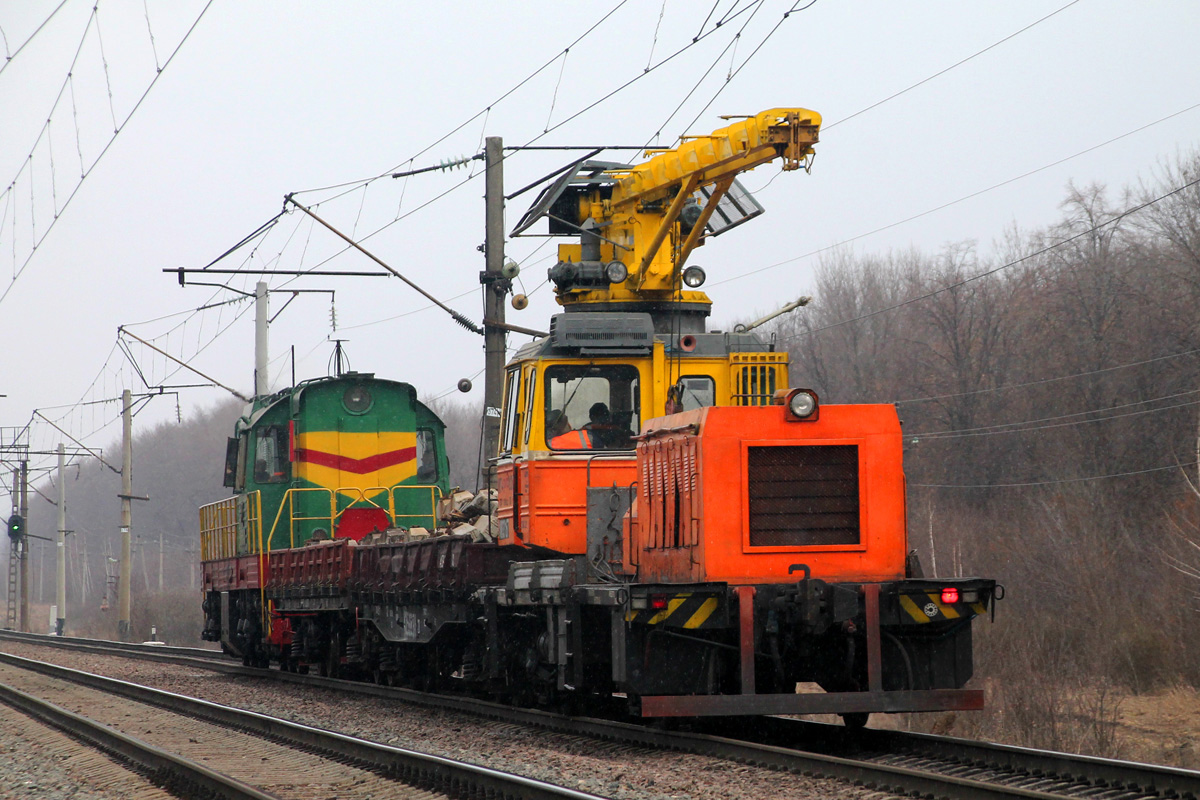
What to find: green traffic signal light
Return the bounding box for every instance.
[7,514,24,539]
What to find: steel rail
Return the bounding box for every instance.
[6,631,1198,799]
[0,628,226,660]
[744,716,1200,800]
[0,681,275,800]
[0,651,609,800]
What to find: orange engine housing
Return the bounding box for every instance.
[625,403,907,585]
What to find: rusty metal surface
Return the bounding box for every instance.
[735,585,756,695]
[639,688,986,717]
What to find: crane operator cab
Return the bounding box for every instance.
[494,109,820,556]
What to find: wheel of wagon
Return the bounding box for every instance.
[840,712,869,730]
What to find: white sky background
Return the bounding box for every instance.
[0,0,1198,477]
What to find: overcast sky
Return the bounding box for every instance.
[1,0,1197,478]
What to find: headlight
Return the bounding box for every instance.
[783,389,819,421]
[343,385,373,413]
[605,260,629,283]
[682,265,706,288]
[789,391,816,418]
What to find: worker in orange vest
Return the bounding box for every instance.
[548,410,592,448]
[549,403,611,449]
[550,428,594,449]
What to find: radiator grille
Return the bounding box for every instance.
[747,445,860,547]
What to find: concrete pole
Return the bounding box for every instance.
[255,281,269,397]
[19,460,28,632]
[55,444,65,636]
[118,388,133,641]
[482,137,506,467]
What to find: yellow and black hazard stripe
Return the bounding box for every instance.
[899,592,987,624]
[625,592,724,630]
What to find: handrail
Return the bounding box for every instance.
[206,483,445,562]
[262,487,336,551]
[198,491,262,561]
[585,452,637,488]
[332,485,392,524]
[390,484,443,528]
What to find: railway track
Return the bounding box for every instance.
[0,645,610,800]
[4,630,1199,800]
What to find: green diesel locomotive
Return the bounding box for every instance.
[199,372,449,666]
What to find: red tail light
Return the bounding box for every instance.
[941,587,960,604]
[650,594,669,610]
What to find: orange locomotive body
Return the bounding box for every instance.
[490,378,995,722]
[478,108,997,723]
[628,403,906,586]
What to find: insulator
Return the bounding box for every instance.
[329,304,337,331]
[451,311,483,335]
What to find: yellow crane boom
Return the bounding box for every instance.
[549,108,820,311]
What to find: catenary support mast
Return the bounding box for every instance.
[482,137,506,465]
[118,388,133,641]
[55,443,65,636]
[255,281,269,397]
[19,460,28,631]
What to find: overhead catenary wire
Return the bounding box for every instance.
[263,0,797,299]
[719,100,1200,288]
[911,390,1200,441]
[284,195,483,335]
[290,0,634,201]
[0,0,215,309]
[825,0,1081,133]
[17,4,1179,473]
[0,0,71,80]
[675,0,813,137]
[198,0,807,312]
[894,345,1200,406]
[777,174,1200,343]
[910,460,1197,489]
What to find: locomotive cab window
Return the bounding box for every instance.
[500,367,522,454]
[677,375,716,411]
[253,425,290,484]
[545,364,640,451]
[416,429,438,482]
[222,437,240,489]
[522,368,538,447]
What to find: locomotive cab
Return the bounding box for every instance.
[199,373,450,665]
[494,311,788,554]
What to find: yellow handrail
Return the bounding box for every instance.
[199,491,262,560]
[390,484,443,528]
[204,483,445,563]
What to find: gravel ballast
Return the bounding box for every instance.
[0,640,895,800]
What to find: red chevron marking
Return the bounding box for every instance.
[294,446,416,474]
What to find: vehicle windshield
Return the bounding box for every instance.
[544,364,639,450]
